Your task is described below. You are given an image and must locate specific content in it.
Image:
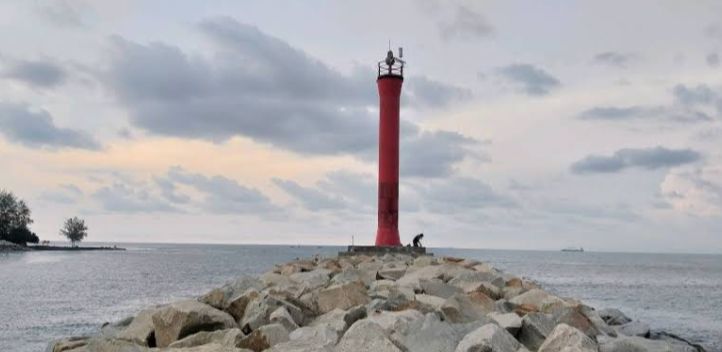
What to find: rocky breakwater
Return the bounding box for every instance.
[49,254,706,352]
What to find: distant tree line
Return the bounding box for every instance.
[1,189,89,246]
[0,189,39,245]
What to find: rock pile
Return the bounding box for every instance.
[49,254,706,352]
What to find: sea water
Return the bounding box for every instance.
[0,244,720,352]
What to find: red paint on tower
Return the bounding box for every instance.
[375,50,404,246]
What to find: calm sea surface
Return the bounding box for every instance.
[1,244,720,352]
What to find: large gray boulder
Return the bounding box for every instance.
[369,279,397,294]
[391,313,488,352]
[597,308,631,326]
[240,294,304,332]
[331,268,373,286]
[489,312,523,336]
[476,282,504,300]
[115,309,156,346]
[225,289,260,324]
[310,309,348,334]
[518,312,557,351]
[269,306,299,331]
[290,269,333,291]
[151,300,237,347]
[59,336,251,352]
[199,276,264,310]
[448,271,505,292]
[615,321,650,337]
[495,300,516,314]
[420,278,463,299]
[441,293,495,323]
[415,294,446,310]
[289,324,339,346]
[455,323,523,352]
[260,273,300,294]
[223,277,264,302]
[237,323,289,352]
[397,264,464,291]
[537,324,598,352]
[367,280,414,308]
[49,337,89,352]
[316,282,370,313]
[84,338,148,351]
[169,343,252,351]
[649,332,704,352]
[310,306,367,335]
[356,261,383,278]
[579,306,616,337]
[364,310,424,333]
[100,316,135,338]
[598,335,698,352]
[367,288,415,312]
[550,306,602,337]
[335,320,403,352]
[331,268,368,285]
[503,286,527,301]
[168,328,243,348]
[413,255,436,267]
[509,289,564,310]
[275,259,316,275]
[471,262,496,273]
[265,339,334,352]
[378,262,408,281]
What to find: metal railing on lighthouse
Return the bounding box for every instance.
[378,49,405,78]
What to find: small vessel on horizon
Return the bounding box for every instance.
[561,247,584,252]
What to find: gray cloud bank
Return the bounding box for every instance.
[438,5,493,40]
[579,84,722,123]
[0,103,100,150]
[496,64,560,96]
[571,147,701,174]
[272,178,347,211]
[92,183,179,213]
[401,130,483,178]
[2,59,66,87]
[165,166,277,214]
[593,52,633,68]
[90,166,278,214]
[98,17,479,177]
[35,1,85,28]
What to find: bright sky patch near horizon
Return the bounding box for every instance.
[1,0,721,253]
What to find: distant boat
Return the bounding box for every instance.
[561,247,584,252]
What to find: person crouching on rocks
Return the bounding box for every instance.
[412,233,424,247]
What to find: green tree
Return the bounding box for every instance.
[7,227,39,244]
[0,189,36,245]
[60,217,88,247]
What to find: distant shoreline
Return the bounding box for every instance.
[27,245,125,251]
[0,240,30,252]
[0,241,125,252]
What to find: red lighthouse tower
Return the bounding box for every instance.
[375,49,405,246]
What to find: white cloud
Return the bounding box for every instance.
[660,163,722,216]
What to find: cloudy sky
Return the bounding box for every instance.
[1,1,721,253]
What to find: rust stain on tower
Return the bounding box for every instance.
[375,49,404,246]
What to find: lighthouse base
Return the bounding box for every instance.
[340,245,429,257]
[375,227,401,247]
